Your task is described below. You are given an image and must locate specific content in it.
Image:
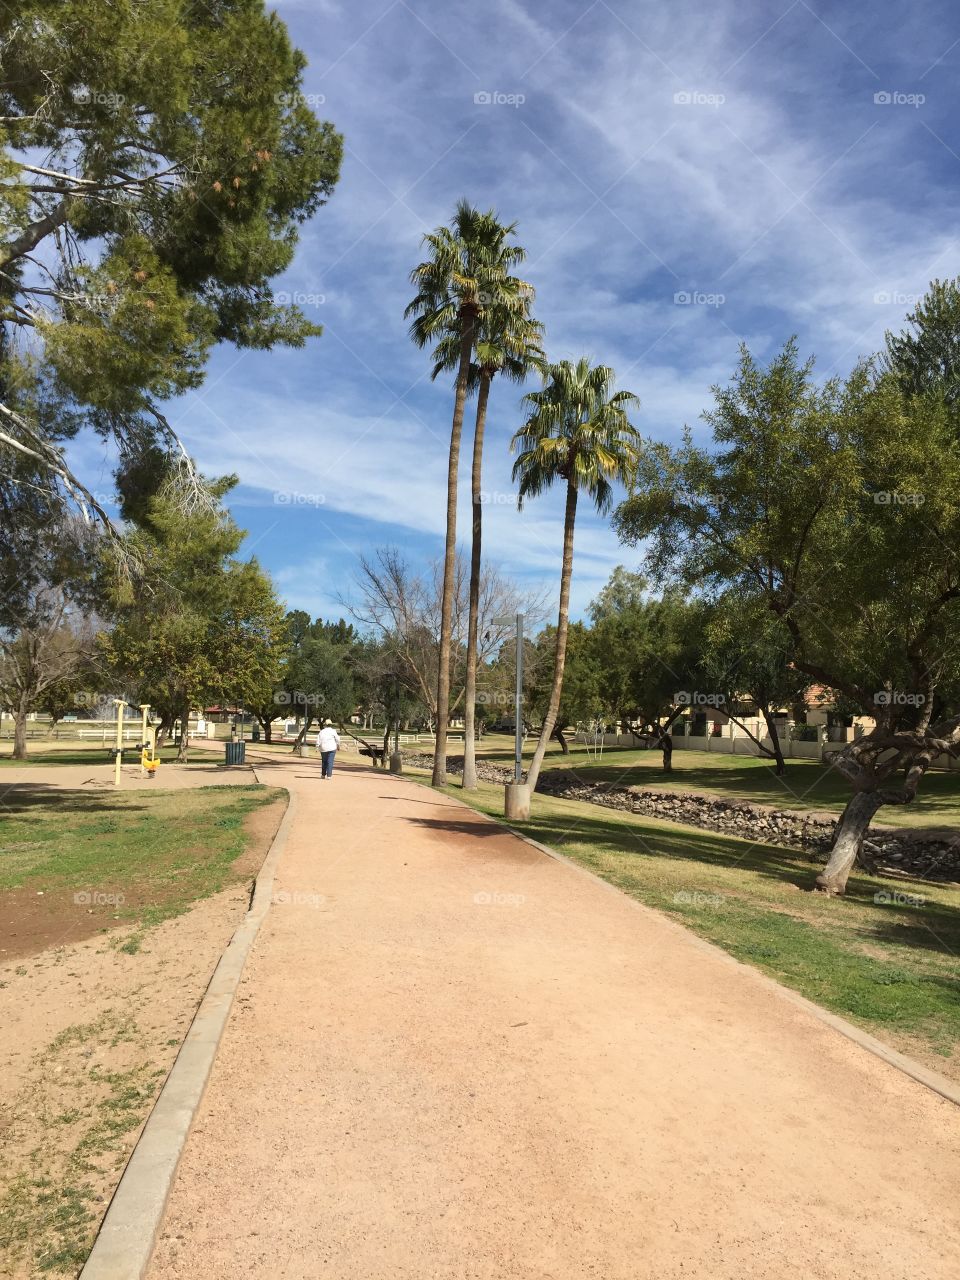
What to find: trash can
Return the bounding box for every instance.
[252,726,261,742]
[224,741,246,765]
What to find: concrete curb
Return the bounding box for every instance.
[79,779,295,1280]
[402,770,960,1110]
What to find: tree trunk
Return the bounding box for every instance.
[462,370,491,791]
[761,708,786,775]
[13,696,29,760]
[176,708,190,762]
[660,731,673,772]
[554,726,569,754]
[293,715,314,756]
[262,718,272,744]
[432,314,476,789]
[815,790,885,895]
[525,479,578,794]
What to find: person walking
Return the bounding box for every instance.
[315,719,341,779]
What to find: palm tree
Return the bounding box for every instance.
[512,358,641,794]
[431,305,546,789]
[405,202,531,787]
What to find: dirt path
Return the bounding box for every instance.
[0,759,258,793]
[147,756,960,1280]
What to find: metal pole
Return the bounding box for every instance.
[139,703,149,776]
[514,612,523,783]
[113,699,127,786]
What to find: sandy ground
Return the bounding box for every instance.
[0,759,258,794]
[145,755,960,1280]
[0,785,285,1278]
[0,884,254,1278]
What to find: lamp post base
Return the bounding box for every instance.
[504,782,531,821]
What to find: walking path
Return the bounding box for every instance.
[146,755,960,1280]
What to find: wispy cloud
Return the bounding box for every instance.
[82,0,960,620]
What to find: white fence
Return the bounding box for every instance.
[570,725,960,772]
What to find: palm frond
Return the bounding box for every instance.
[510,357,642,513]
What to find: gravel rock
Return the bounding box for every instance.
[404,752,959,882]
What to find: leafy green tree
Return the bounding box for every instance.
[700,599,808,775]
[529,621,602,753]
[0,589,95,757]
[406,202,531,787]
[1,0,342,529]
[884,278,960,405]
[589,568,702,771]
[615,336,960,893]
[100,478,286,760]
[284,631,355,755]
[512,359,640,793]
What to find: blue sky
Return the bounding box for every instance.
[82,0,960,623]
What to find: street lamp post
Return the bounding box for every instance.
[512,612,523,783]
[493,612,530,820]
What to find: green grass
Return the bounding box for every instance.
[418,769,960,1075]
[0,784,285,931]
[472,735,960,829]
[0,1009,166,1275]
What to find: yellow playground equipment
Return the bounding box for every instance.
[139,703,159,778]
[111,701,160,783]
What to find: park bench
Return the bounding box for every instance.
[355,738,387,767]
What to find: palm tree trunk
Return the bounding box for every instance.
[525,478,578,793]
[432,315,475,788]
[462,371,492,790]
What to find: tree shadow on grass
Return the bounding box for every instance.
[856,907,960,959]
[0,786,150,815]
[519,809,822,891]
[521,810,960,958]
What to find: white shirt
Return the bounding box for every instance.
[316,726,340,752]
